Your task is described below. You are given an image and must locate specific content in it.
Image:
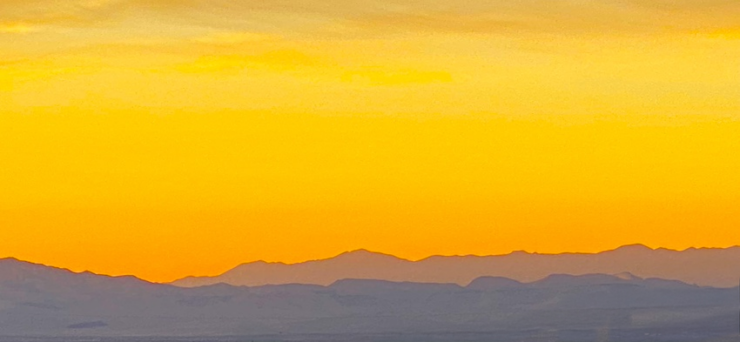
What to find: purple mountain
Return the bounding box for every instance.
[171,245,740,288]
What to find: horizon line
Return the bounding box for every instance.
[3,243,740,284]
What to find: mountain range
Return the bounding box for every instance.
[172,245,740,288]
[0,256,738,341]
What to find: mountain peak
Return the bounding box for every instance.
[0,257,28,265]
[340,248,381,255]
[0,257,50,271]
[334,249,403,261]
[239,260,275,266]
[614,244,653,252]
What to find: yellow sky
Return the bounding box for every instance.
[1,0,739,282]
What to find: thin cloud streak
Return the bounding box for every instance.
[2,0,739,37]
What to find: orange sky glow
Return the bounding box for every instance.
[1,0,739,282]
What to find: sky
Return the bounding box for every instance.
[1,0,739,283]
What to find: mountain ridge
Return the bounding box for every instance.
[0,257,155,284]
[171,245,740,288]
[0,257,706,289]
[4,244,740,288]
[197,244,740,270]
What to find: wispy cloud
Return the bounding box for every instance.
[2,0,738,92]
[193,32,275,45]
[174,49,323,74]
[0,22,43,34]
[4,0,739,37]
[342,67,453,86]
[699,27,740,40]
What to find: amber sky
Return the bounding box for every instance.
[1,0,739,282]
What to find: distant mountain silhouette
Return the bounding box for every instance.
[171,245,740,288]
[0,257,158,292]
[0,257,737,340]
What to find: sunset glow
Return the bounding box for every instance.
[2,0,739,282]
